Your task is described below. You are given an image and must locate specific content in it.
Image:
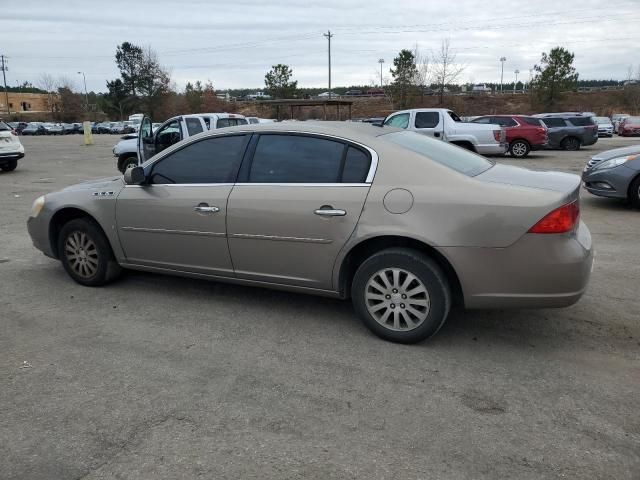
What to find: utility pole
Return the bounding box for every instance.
[77,71,89,111]
[378,58,385,88]
[1,55,9,115]
[514,69,519,94]
[324,30,334,99]
[499,56,506,93]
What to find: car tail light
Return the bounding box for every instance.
[528,201,580,234]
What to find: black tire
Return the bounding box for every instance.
[0,160,17,172]
[351,248,451,344]
[509,139,530,158]
[58,218,122,286]
[118,155,138,173]
[629,175,640,209]
[561,136,581,151]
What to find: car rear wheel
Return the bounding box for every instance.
[509,140,530,158]
[351,248,451,343]
[629,176,640,209]
[561,137,581,151]
[1,160,18,172]
[58,218,122,286]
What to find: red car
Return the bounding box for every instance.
[618,116,640,136]
[470,115,548,158]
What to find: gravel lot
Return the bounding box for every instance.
[1,133,639,479]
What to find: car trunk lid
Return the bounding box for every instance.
[477,163,581,202]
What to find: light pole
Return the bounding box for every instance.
[514,69,519,93]
[378,58,385,88]
[499,57,506,93]
[323,31,333,99]
[77,71,89,111]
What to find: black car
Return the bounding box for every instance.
[21,123,46,135]
[535,114,599,151]
[62,123,75,135]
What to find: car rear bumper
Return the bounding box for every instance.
[0,147,25,161]
[441,221,593,309]
[476,143,508,155]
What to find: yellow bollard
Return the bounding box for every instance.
[83,121,94,145]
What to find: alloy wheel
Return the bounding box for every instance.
[512,142,527,157]
[64,231,99,278]
[365,268,431,331]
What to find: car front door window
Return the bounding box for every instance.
[155,120,182,154]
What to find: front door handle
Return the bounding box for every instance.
[194,204,220,213]
[314,206,346,217]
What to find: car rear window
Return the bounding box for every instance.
[383,131,493,177]
[567,117,594,126]
[520,117,543,126]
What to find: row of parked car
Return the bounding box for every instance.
[10,121,88,136]
[8,120,141,136]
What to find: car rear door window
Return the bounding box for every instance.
[415,112,440,129]
[492,117,517,127]
[521,117,544,126]
[150,135,247,184]
[248,134,345,183]
[384,113,410,129]
[185,118,204,136]
[541,118,566,128]
[342,146,372,183]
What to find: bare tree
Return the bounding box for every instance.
[412,44,431,102]
[622,64,640,114]
[431,39,465,104]
[37,73,57,115]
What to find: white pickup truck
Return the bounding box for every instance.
[113,113,248,172]
[383,108,507,155]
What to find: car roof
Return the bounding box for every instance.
[200,121,394,142]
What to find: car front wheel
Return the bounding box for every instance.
[118,156,139,173]
[629,176,640,209]
[58,218,122,286]
[1,160,18,171]
[351,248,451,343]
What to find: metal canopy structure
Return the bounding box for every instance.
[257,99,353,121]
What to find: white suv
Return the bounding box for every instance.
[0,121,25,172]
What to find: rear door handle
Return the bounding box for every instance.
[194,205,220,213]
[314,207,346,217]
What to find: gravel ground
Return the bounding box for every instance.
[1,133,639,480]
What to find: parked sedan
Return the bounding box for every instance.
[44,123,64,135]
[27,122,593,343]
[582,145,640,208]
[592,116,614,137]
[21,122,46,136]
[470,115,548,158]
[618,116,640,137]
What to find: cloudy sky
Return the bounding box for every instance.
[2,0,639,93]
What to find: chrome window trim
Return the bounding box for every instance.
[233,183,370,187]
[124,183,233,188]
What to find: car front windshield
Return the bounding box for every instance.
[0,121,10,131]
[594,117,610,124]
[383,131,493,177]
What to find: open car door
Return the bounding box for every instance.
[137,116,154,163]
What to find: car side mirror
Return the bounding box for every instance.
[123,166,145,185]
